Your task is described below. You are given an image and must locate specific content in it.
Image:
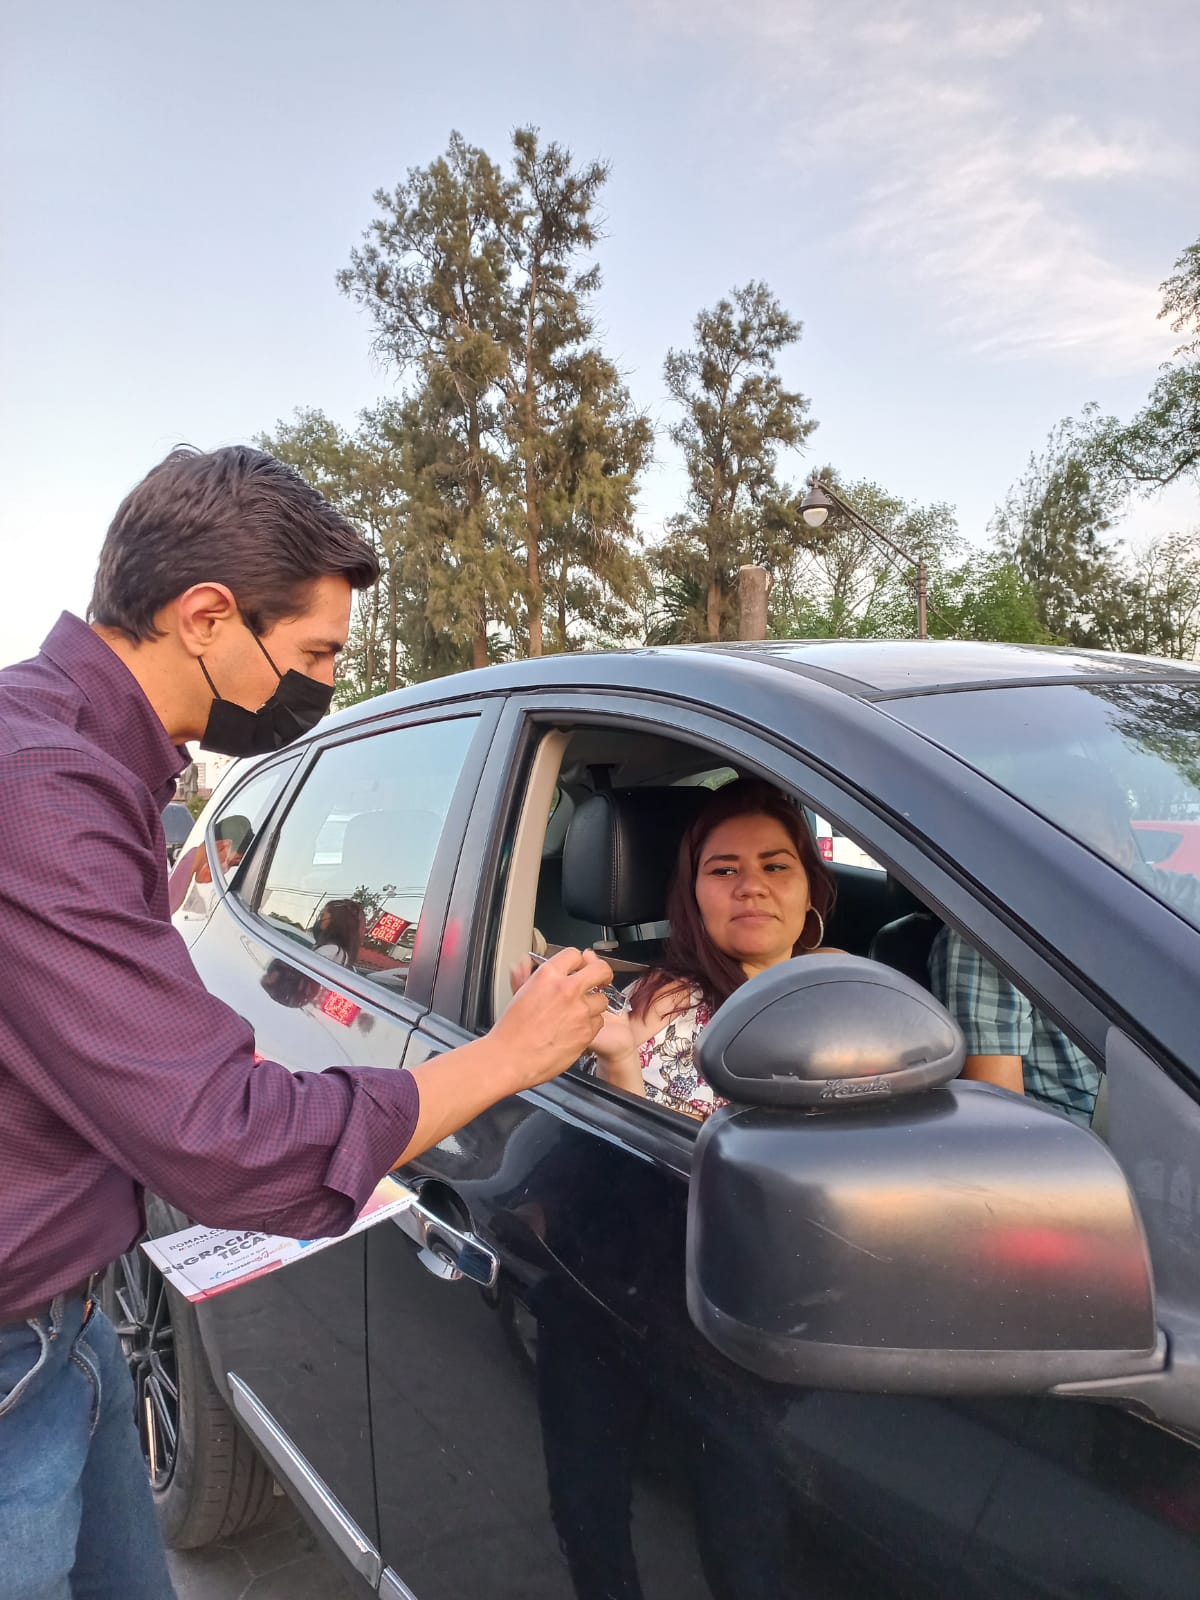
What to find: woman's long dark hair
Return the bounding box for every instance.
[629,779,836,1020]
[317,898,366,964]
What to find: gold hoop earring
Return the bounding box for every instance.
[803,907,825,952]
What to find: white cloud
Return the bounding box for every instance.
[1030,114,1171,181]
[951,8,1044,57]
[641,0,1187,373]
[836,93,1170,368]
[854,15,920,48]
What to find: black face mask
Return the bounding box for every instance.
[198,625,334,758]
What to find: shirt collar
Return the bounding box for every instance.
[40,613,190,806]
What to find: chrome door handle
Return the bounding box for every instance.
[390,1196,499,1288]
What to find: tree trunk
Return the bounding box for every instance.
[365,578,379,692]
[707,578,723,640]
[387,562,399,691]
[527,478,542,658]
[524,258,543,657]
[466,398,489,671]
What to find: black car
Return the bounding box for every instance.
[107,639,1200,1600]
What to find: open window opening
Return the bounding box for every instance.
[485,719,1105,1134]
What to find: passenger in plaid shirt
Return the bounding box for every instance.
[928,925,1101,1125]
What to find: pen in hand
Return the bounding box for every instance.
[528,951,628,1014]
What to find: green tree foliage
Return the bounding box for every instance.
[337,134,517,667]
[1078,235,1200,500]
[505,132,614,652]
[1083,365,1200,496]
[1159,238,1200,358]
[1106,532,1200,659]
[661,283,816,641]
[535,346,654,650]
[338,129,651,661]
[991,423,1123,646]
[940,553,1046,643]
[764,461,1048,645]
[257,407,409,700]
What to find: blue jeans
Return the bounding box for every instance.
[0,1294,176,1600]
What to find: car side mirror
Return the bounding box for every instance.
[687,955,1163,1396]
[696,954,964,1108]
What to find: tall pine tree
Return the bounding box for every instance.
[992,424,1121,646]
[338,133,516,667]
[661,282,816,641]
[339,129,651,661]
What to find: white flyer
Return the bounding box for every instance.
[140,1175,415,1302]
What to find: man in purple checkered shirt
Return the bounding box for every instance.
[0,446,613,1600]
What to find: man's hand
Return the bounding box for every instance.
[498,947,614,1090]
[392,948,614,1170]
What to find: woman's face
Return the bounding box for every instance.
[693,812,813,976]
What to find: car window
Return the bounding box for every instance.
[170,758,298,921]
[925,920,1104,1130]
[810,811,885,872]
[252,717,478,993]
[891,682,1200,931]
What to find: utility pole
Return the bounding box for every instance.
[738,565,769,640]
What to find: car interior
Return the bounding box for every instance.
[482,720,1114,1135]
[487,723,937,1032]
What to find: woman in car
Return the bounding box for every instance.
[590,778,837,1119]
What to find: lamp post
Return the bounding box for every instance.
[798,472,929,640]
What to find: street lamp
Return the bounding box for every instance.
[799,480,833,529]
[798,471,929,640]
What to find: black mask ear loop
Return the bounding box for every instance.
[246,627,285,680]
[198,624,283,702]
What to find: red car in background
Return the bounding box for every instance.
[1133,819,1200,875]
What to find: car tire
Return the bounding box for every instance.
[101,1195,276,1550]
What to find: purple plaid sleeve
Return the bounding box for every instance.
[0,745,419,1312]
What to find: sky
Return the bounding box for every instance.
[2,0,1197,663]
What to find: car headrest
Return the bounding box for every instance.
[882,875,932,920]
[562,786,709,928]
[338,809,443,895]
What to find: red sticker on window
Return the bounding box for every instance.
[369,912,410,945]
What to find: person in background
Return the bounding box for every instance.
[930,753,1200,1127]
[928,926,1100,1125]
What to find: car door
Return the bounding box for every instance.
[371,674,1200,1600]
[184,704,493,1579]
[366,690,1064,1600]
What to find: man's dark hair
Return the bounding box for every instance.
[89,445,380,643]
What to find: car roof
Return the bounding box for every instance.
[313,637,1200,738]
[704,638,1200,695]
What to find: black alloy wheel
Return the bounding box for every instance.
[107,1244,179,1492]
[101,1197,275,1549]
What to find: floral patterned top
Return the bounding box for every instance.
[638,985,729,1121]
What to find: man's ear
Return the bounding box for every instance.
[172,585,240,659]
